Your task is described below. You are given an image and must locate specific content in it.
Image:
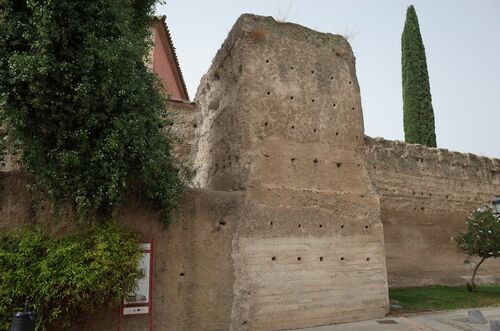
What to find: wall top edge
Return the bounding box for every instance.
[366,135,500,163]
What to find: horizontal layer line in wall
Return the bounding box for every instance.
[253,297,388,320]
[242,240,382,253]
[370,168,498,183]
[252,279,388,298]
[247,267,387,284]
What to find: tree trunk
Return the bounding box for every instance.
[468,256,488,292]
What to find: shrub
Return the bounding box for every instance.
[455,205,500,291]
[0,223,142,330]
[0,0,185,225]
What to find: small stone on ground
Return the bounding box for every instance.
[490,320,500,331]
[469,310,488,324]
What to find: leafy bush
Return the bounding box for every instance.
[0,223,142,330]
[0,0,185,225]
[455,205,500,291]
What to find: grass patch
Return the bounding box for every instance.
[389,285,500,314]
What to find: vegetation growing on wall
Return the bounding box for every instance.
[401,5,437,147]
[0,223,142,330]
[0,0,185,224]
[455,206,500,292]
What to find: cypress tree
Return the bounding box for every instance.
[402,5,437,147]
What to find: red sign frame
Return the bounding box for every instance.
[118,240,154,331]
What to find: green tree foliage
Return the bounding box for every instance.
[402,5,437,147]
[0,0,185,224]
[0,223,142,330]
[455,206,500,292]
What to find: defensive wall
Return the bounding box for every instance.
[366,137,500,287]
[192,13,389,330]
[0,171,243,331]
[1,13,500,331]
[166,15,500,290]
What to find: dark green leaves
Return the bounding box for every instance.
[0,0,185,224]
[456,206,500,259]
[0,224,142,330]
[402,5,437,147]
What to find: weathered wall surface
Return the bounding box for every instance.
[0,150,18,172]
[366,137,500,287]
[194,14,389,330]
[167,99,198,167]
[98,189,241,331]
[0,171,241,331]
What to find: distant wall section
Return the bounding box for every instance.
[366,137,500,287]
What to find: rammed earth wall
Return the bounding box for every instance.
[366,137,500,287]
[1,14,390,330]
[0,171,243,331]
[191,14,389,329]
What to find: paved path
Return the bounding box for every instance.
[290,307,500,331]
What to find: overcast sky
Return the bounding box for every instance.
[157,0,500,158]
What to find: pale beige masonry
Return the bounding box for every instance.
[166,99,198,166]
[365,137,500,287]
[194,14,389,330]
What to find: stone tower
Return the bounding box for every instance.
[194,14,389,330]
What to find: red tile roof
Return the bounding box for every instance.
[153,15,189,101]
